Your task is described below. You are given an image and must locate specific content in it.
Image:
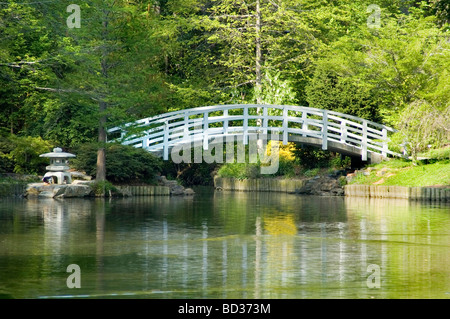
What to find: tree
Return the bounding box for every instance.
[305,3,450,124]
[0,1,59,136]
[396,100,450,161]
[36,1,167,181]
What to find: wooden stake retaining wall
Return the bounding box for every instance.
[214,177,305,193]
[115,185,170,196]
[0,183,27,197]
[344,185,450,202]
[214,177,450,202]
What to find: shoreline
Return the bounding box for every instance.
[213,177,450,202]
[1,176,449,202]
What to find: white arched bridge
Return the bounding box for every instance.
[107,104,401,163]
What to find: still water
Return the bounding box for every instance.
[0,188,449,299]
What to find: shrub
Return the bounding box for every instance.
[161,160,217,186]
[304,168,320,177]
[293,145,332,169]
[89,180,117,196]
[0,133,53,174]
[71,143,162,184]
[216,162,262,180]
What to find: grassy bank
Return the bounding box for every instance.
[349,159,450,187]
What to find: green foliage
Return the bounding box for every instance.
[257,70,298,105]
[1,0,449,181]
[305,65,382,122]
[303,168,320,177]
[161,161,218,186]
[276,158,296,178]
[293,145,332,169]
[89,180,117,196]
[395,101,450,161]
[420,146,450,161]
[330,155,352,170]
[217,163,261,180]
[0,130,14,174]
[0,133,53,174]
[71,143,162,184]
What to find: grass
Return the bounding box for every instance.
[350,159,450,187]
[381,161,450,187]
[418,145,450,160]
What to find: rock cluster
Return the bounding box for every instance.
[345,167,393,183]
[24,181,94,198]
[157,176,195,196]
[297,171,347,196]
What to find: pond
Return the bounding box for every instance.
[0,188,449,299]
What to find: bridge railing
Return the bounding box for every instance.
[107,104,401,161]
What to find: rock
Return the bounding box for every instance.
[170,185,185,196]
[376,167,390,177]
[184,188,195,195]
[159,175,188,196]
[330,187,345,196]
[71,180,95,185]
[297,176,344,196]
[346,173,356,183]
[59,185,93,198]
[70,171,92,181]
[328,170,347,178]
[52,185,68,197]
[38,191,54,198]
[25,183,94,198]
[25,183,42,197]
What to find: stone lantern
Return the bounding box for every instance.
[39,147,76,185]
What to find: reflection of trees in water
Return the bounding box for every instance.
[2,194,448,298]
[344,197,450,298]
[264,213,297,293]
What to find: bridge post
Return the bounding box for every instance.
[163,121,169,160]
[302,111,308,137]
[243,106,248,145]
[263,106,268,135]
[203,111,209,150]
[223,109,229,135]
[183,111,189,140]
[322,110,328,151]
[382,128,388,157]
[362,120,368,161]
[283,107,288,145]
[340,121,347,143]
[143,136,150,150]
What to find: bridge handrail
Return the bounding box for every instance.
[108,104,401,161]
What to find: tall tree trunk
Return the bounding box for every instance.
[255,0,262,106]
[96,101,107,181]
[255,0,264,151]
[96,9,110,182]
